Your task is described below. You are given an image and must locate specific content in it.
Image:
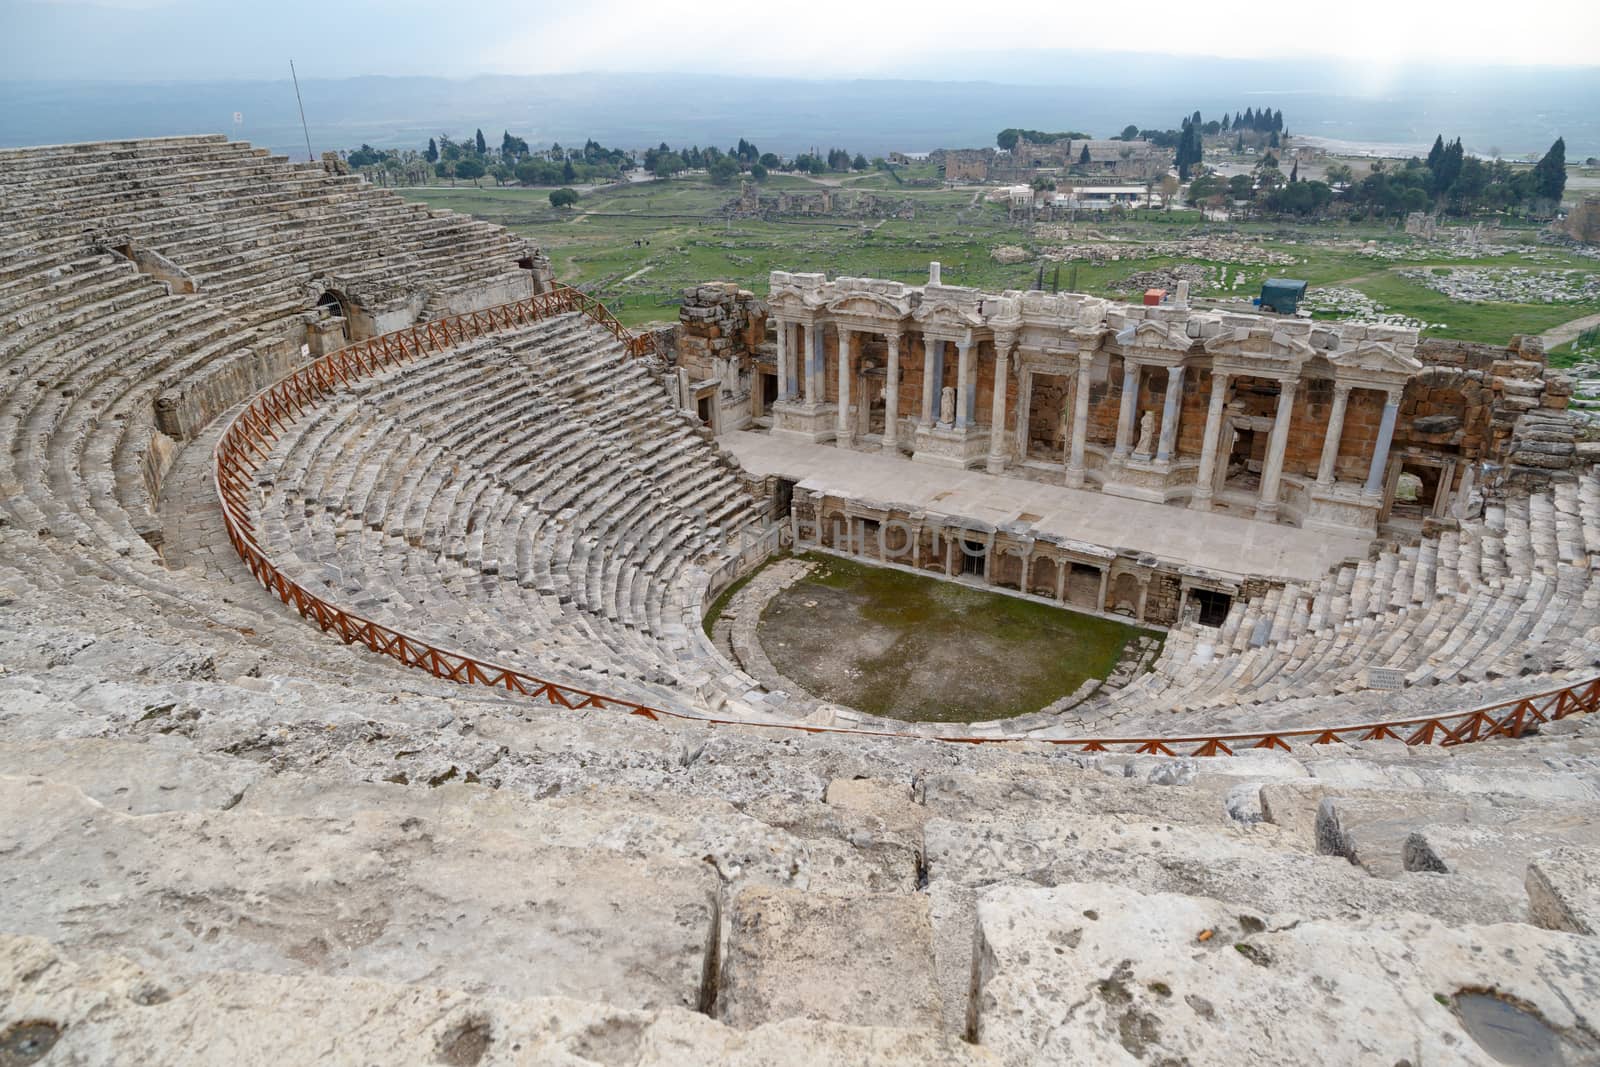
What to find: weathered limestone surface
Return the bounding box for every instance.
[0,935,998,1067]
[924,809,1522,926]
[1527,846,1600,935]
[971,883,1600,1066]
[720,886,943,1031]
[0,776,718,1012]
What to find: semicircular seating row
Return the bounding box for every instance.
[0,137,546,703]
[1062,467,1600,737]
[246,312,777,716]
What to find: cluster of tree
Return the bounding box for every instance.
[1343,137,1566,218]
[342,130,637,186]
[1116,107,1287,146]
[1185,136,1568,220]
[1231,108,1285,135]
[996,128,1091,151]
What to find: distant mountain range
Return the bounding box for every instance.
[3,63,1595,160]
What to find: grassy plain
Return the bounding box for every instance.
[400,174,1600,343]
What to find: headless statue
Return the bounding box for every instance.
[1133,410,1157,458]
[939,385,956,426]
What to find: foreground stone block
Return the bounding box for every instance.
[720,886,942,1030]
[0,934,999,1066]
[1527,846,1600,935]
[0,776,717,1011]
[971,883,1600,1066]
[923,810,1518,925]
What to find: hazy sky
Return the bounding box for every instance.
[4,0,1597,81]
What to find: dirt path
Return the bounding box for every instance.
[1541,311,1600,349]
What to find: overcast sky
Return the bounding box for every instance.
[3,0,1597,81]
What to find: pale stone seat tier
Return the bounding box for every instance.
[1066,465,1600,733]
[247,313,768,714]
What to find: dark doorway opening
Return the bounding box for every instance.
[1191,589,1232,627]
[960,539,986,576]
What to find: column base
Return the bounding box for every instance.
[912,424,989,469]
[1188,491,1214,512]
[1304,483,1380,536]
[770,400,838,444]
[1101,455,1196,504]
[1064,466,1087,489]
[1254,501,1281,521]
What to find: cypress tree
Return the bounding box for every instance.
[425,137,438,164]
[1533,137,1567,203]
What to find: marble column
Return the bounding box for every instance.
[1256,378,1298,520]
[1190,371,1230,511]
[986,340,1012,472]
[1015,369,1032,459]
[1316,382,1353,487]
[883,333,901,453]
[775,320,792,401]
[1065,351,1093,489]
[1364,386,1402,497]
[1113,359,1140,459]
[836,326,853,446]
[1155,365,1186,463]
[921,337,942,427]
[803,322,820,405]
[954,339,973,430]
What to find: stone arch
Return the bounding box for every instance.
[1110,572,1142,617]
[314,287,354,345]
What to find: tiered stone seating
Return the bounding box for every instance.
[1071,465,1600,734]
[247,311,769,714]
[0,136,531,334]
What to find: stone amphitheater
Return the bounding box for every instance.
[2,135,1599,1065]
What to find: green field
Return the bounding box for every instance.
[401,176,1600,344]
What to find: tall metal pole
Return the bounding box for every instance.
[290,60,313,163]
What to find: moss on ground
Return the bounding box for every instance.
[758,552,1152,723]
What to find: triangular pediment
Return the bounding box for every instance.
[912,301,981,330]
[1328,340,1423,376]
[826,293,913,318]
[1116,318,1194,352]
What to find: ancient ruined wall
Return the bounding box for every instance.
[676,283,768,430]
[1028,375,1071,456]
[1411,334,1577,486]
[943,150,992,181]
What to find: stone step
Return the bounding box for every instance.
[969,882,1599,1067]
[1,933,994,1066]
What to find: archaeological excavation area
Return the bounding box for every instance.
[1,136,1599,1065]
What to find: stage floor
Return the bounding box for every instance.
[724,431,1372,584]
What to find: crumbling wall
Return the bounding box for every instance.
[675,282,768,433]
[1417,335,1579,490]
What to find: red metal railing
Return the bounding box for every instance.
[214,291,1600,756]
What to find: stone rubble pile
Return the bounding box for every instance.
[1109,265,1217,293]
[1298,286,1446,330]
[1400,267,1600,304]
[1030,234,1300,267]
